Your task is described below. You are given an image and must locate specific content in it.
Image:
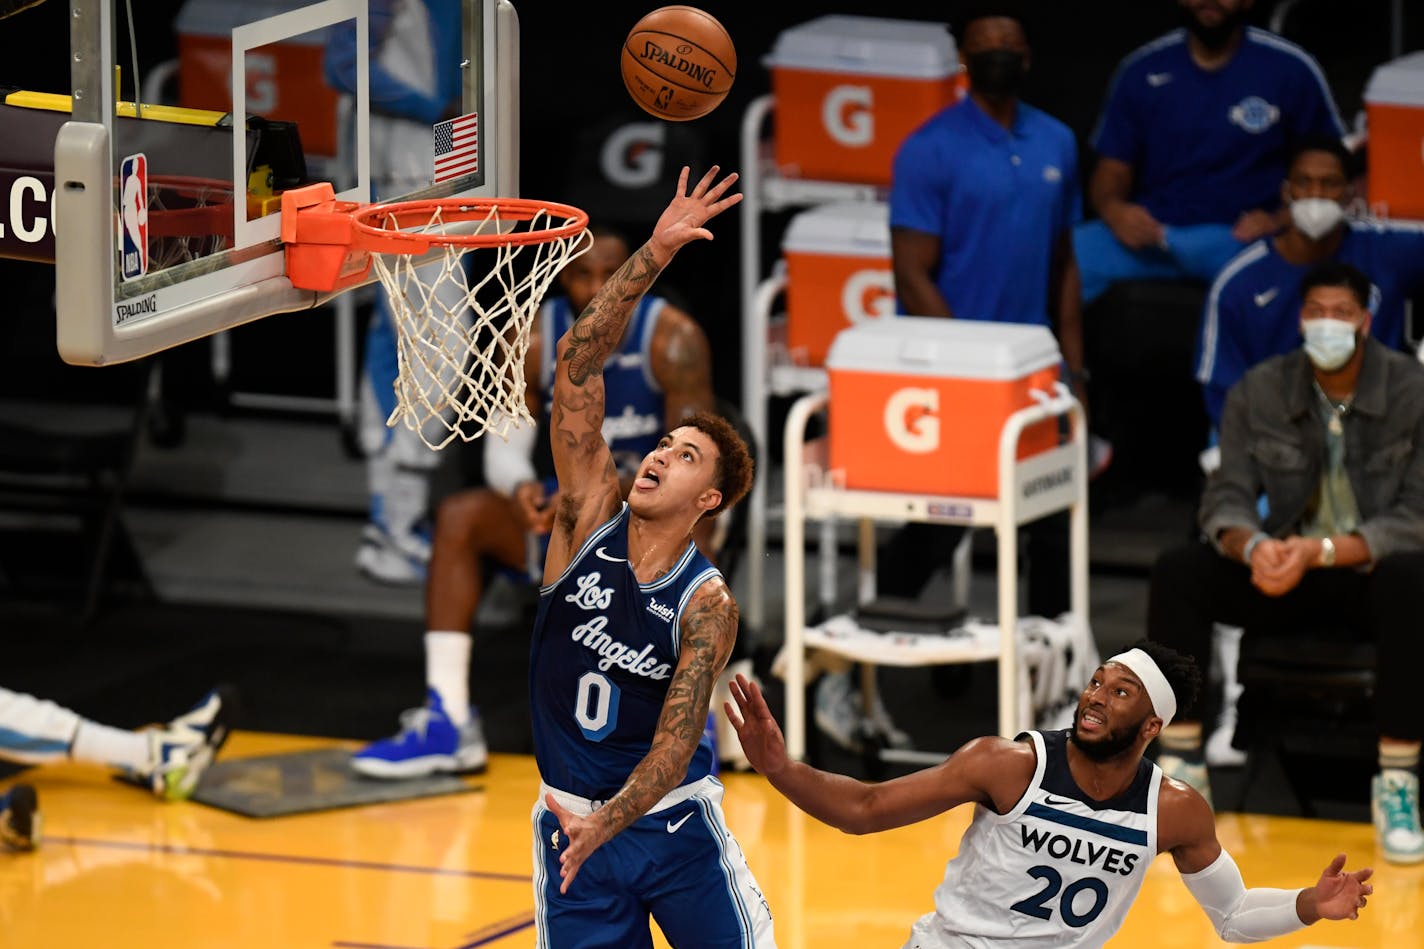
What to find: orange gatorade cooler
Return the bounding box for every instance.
[825,317,1062,497]
[763,15,961,185]
[782,201,895,367]
[1365,52,1424,220]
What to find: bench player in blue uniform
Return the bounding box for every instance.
[729,640,1372,947]
[531,166,774,947]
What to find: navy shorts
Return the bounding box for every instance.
[532,777,776,948]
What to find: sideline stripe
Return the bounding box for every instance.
[47,835,530,882]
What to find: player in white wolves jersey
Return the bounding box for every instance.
[729,639,1372,947]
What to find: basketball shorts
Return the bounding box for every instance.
[531,775,776,948]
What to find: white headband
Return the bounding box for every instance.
[1105,648,1177,726]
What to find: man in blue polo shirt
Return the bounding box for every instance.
[890,3,1082,380]
[1076,0,1345,306]
[1197,135,1424,428]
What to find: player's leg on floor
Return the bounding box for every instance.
[1,686,234,801]
[0,687,86,766]
[532,801,656,949]
[646,780,776,948]
[351,489,528,779]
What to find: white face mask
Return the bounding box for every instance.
[1290,197,1345,240]
[1302,317,1358,371]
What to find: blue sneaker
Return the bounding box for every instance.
[351,689,488,779]
[1372,769,1424,865]
[1,783,40,851]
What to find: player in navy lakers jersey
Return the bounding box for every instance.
[730,640,1373,947]
[351,226,716,780]
[531,166,774,947]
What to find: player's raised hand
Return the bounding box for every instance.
[1303,853,1374,922]
[725,674,789,777]
[650,166,742,260]
[544,793,614,894]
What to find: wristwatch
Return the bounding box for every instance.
[1318,536,1337,568]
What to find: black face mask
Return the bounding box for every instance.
[965,50,1027,99]
[1179,5,1244,52]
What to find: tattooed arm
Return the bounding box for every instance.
[543,577,738,893]
[544,166,742,580]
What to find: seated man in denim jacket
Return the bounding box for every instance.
[1147,261,1424,865]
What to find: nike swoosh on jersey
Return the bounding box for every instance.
[666,811,694,833]
[1146,72,1172,87]
[594,547,625,563]
[1043,795,1078,807]
[1253,287,1280,307]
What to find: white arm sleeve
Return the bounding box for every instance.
[482,417,538,496]
[1180,849,1307,943]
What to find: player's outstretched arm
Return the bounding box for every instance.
[544,578,737,892]
[546,167,740,568]
[727,675,1025,835]
[1165,782,1374,940]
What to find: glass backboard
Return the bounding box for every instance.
[54,0,518,366]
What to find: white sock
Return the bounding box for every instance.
[70,720,151,772]
[426,631,472,725]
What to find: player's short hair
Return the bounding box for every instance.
[681,411,754,518]
[1285,134,1356,180]
[1127,639,1201,716]
[954,0,1034,45]
[1302,260,1372,310]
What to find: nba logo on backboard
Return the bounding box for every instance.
[119,153,148,281]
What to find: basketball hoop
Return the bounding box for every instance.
[282,183,591,450]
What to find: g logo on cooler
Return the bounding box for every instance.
[884,387,939,453]
[842,269,895,324]
[823,85,873,147]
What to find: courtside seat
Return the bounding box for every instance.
[1233,632,1377,816]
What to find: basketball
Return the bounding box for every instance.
[621,6,736,122]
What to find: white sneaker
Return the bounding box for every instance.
[1372,769,1424,865]
[1205,685,1247,768]
[814,670,866,752]
[133,687,237,801]
[355,522,430,585]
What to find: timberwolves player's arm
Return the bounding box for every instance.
[545,166,740,581]
[728,675,1035,834]
[1157,777,1375,938]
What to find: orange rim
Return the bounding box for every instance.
[350,197,589,255]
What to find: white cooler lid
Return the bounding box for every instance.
[826,316,1062,380]
[1365,51,1424,107]
[763,15,958,80]
[781,201,891,257]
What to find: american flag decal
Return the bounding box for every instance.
[433,112,479,183]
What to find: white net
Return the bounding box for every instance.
[368,205,592,450]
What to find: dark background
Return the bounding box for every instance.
[0,0,1416,404]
